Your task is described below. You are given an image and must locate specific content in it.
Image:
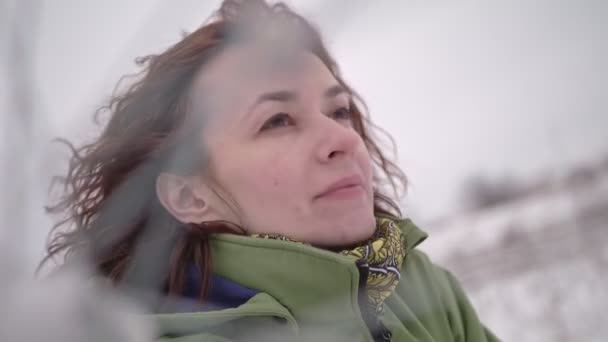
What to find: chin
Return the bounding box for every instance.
[315,213,376,249]
[347,221,377,243]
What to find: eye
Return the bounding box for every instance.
[330,107,353,121]
[259,112,294,131]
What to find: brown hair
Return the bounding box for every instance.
[41,0,407,304]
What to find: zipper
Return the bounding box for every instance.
[376,320,393,341]
[356,263,392,342]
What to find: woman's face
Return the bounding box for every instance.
[189,45,376,247]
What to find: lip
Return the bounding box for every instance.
[315,175,365,199]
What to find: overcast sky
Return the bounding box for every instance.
[1,0,606,264]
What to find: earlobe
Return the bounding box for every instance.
[156,172,210,224]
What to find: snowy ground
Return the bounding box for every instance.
[471,255,608,341]
[421,170,608,341]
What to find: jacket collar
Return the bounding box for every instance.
[207,216,427,324]
[150,217,427,336]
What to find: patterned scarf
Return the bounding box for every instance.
[252,216,406,316]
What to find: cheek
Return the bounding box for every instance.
[250,164,285,191]
[355,143,374,181]
[355,145,376,203]
[248,155,299,195]
[216,146,302,202]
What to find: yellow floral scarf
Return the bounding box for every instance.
[252,216,406,316]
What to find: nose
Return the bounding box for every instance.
[314,116,361,163]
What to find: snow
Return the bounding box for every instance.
[421,169,608,341]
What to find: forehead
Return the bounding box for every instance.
[190,44,338,113]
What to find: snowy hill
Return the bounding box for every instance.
[421,163,608,341]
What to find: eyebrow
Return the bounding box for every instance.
[324,84,348,98]
[249,84,348,110]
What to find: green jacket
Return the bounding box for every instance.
[148,218,499,341]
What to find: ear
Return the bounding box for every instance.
[156,172,216,224]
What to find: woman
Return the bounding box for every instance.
[42,1,499,341]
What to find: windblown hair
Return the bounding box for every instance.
[41,0,407,303]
